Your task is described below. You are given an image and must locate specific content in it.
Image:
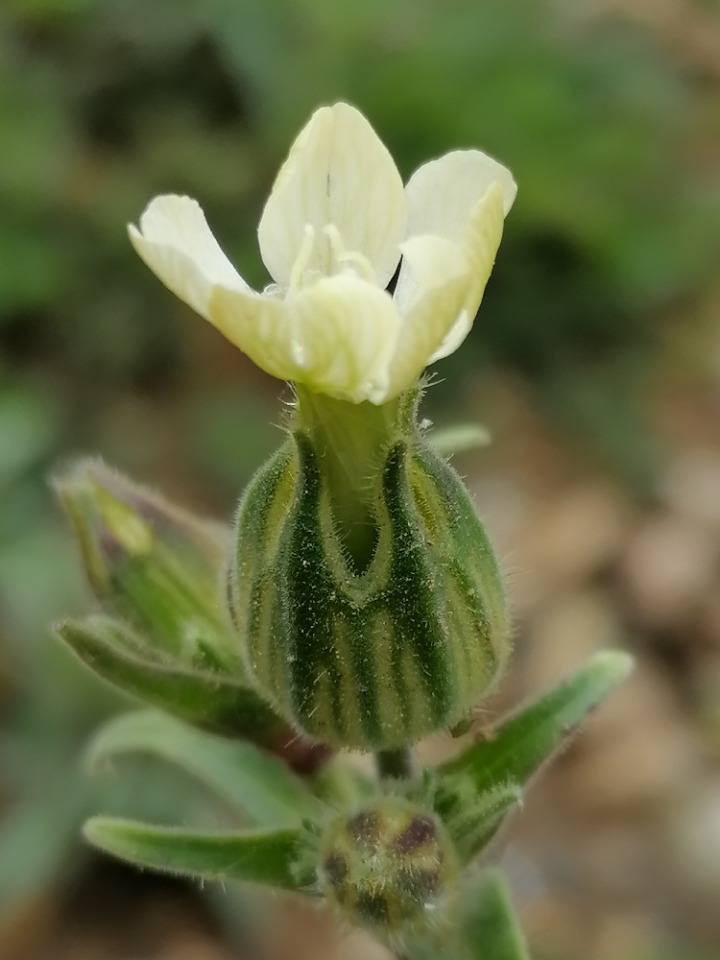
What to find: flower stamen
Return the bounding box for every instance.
[324,225,376,283]
[289,224,316,291]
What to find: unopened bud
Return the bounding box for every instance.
[317,799,457,934]
[54,458,234,668]
[55,459,332,767]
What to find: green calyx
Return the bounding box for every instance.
[230,392,511,750]
[293,386,415,569]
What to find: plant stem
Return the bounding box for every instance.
[462,869,531,959]
[375,748,414,781]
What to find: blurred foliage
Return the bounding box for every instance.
[0,0,719,954]
[1,0,718,483]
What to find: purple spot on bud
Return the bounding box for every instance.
[323,852,349,888]
[392,814,438,855]
[347,810,381,848]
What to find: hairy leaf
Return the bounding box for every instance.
[461,869,531,959]
[57,616,287,742]
[429,423,492,456]
[439,651,633,796]
[87,710,319,827]
[84,817,313,891]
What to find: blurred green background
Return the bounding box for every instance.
[1,1,720,959]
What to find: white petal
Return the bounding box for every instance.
[209,276,401,404]
[384,235,470,400]
[385,182,507,391]
[128,195,249,318]
[207,287,298,382]
[405,149,516,243]
[427,308,472,364]
[428,181,507,363]
[393,234,467,316]
[258,103,407,289]
[460,182,506,312]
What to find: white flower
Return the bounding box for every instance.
[129,102,516,404]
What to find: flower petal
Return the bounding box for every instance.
[405,149,516,242]
[209,277,401,404]
[392,234,466,316]
[428,181,506,363]
[128,195,249,318]
[384,235,470,400]
[258,103,407,289]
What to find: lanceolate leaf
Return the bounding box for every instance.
[435,781,523,863]
[402,867,530,960]
[438,650,633,795]
[56,616,286,742]
[429,423,492,457]
[86,710,319,827]
[84,817,313,891]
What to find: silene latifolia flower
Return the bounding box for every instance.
[130,103,516,751]
[129,101,516,404]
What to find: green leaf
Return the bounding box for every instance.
[438,651,633,797]
[84,817,312,892]
[87,710,319,827]
[402,866,530,960]
[56,616,287,743]
[429,423,492,457]
[460,870,531,960]
[435,781,523,862]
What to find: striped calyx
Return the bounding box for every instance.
[317,799,457,934]
[230,394,510,750]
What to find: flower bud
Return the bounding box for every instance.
[54,460,331,767]
[317,798,457,934]
[54,458,235,669]
[230,413,511,750]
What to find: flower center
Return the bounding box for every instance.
[287,223,375,292]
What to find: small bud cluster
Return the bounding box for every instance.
[318,799,457,934]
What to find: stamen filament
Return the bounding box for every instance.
[323,224,375,283]
[289,224,316,290]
